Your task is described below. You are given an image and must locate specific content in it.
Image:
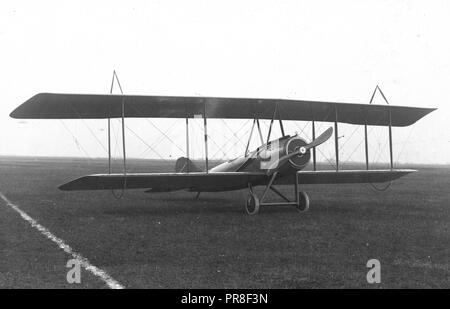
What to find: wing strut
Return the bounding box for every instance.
[121,95,127,175]
[203,101,209,172]
[108,73,114,173]
[245,118,256,157]
[256,119,264,144]
[309,104,317,171]
[108,71,127,198]
[266,103,286,143]
[368,85,394,191]
[108,70,127,176]
[334,104,339,171]
[368,85,394,170]
[312,120,316,171]
[108,118,112,173]
[186,117,190,173]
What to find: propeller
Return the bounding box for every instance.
[266,127,333,174]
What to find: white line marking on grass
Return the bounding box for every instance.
[0,192,125,289]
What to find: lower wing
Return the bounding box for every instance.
[59,172,267,191]
[275,169,415,185]
[59,169,415,191]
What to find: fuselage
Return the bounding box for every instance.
[204,134,311,191]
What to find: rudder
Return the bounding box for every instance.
[175,157,202,173]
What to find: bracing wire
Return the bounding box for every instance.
[68,105,108,153]
[395,124,415,163]
[296,121,311,138]
[219,119,249,148]
[210,119,251,159]
[126,125,167,161]
[137,119,180,158]
[340,125,377,167]
[338,125,360,151]
[127,104,185,155]
[189,119,225,159]
[215,127,252,160]
[59,120,92,159]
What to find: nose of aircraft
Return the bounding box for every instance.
[285,137,311,168]
[265,127,333,174]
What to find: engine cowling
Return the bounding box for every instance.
[284,136,311,169]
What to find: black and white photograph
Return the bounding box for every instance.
[0,0,449,295]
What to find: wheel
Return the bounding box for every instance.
[296,191,310,212]
[245,192,260,215]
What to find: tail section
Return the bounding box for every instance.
[175,157,202,173]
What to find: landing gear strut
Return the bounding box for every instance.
[245,171,310,215]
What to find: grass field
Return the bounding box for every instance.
[0,156,449,288]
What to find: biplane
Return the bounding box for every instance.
[10,90,435,214]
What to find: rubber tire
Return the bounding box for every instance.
[296,191,310,212]
[245,192,260,215]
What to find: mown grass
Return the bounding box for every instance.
[0,156,449,288]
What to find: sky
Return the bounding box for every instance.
[1,0,449,165]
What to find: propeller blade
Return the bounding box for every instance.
[305,127,333,150]
[266,127,333,174]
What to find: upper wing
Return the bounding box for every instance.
[11,93,435,127]
[274,169,416,185]
[59,172,266,191]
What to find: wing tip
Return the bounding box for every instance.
[58,175,92,191]
[10,93,45,119]
[58,182,73,191]
[9,110,18,119]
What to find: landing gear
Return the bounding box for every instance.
[244,172,310,215]
[245,192,260,215]
[296,191,310,212]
